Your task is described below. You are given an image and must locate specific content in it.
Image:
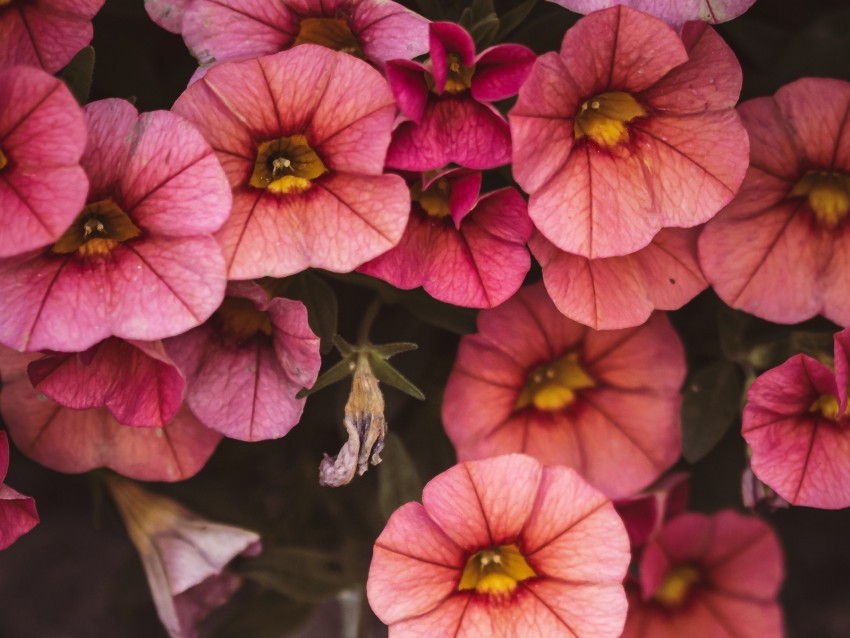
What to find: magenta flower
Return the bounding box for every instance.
[0,99,231,353]
[360,169,533,308]
[107,476,261,638]
[367,454,631,637]
[532,227,707,330]
[0,347,220,482]
[547,1,758,27]
[442,283,685,499]
[385,21,536,171]
[622,511,783,638]
[0,431,39,551]
[742,328,850,509]
[0,0,105,72]
[0,65,88,259]
[511,9,748,259]
[700,78,850,326]
[172,45,409,280]
[165,281,321,442]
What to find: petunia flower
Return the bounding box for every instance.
[165,280,321,442]
[385,21,536,171]
[742,327,850,509]
[532,227,707,329]
[107,476,261,638]
[0,98,231,353]
[510,8,748,259]
[699,78,850,326]
[0,0,105,73]
[359,169,533,308]
[0,347,221,482]
[0,65,88,259]
[172,44,409,280]
[614,472,689,550]
[367,454,631,637]
[622,511,783,638]
[546,0,758,28]
[442,282,685,499]
[0,431,39,551]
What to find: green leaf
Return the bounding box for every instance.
[369,342,418,359]
[469,13,500,48]
[286,271,338,355]
[297,356,354,399]
[59,47,95,105]
[368,353,425,401]
[333,334,355,357]
[213,590,312,638]
[681,360,744,463]
[238,547,354,602]
[469,0,496,24]
[378,432,423,521]
[496,0,538,40]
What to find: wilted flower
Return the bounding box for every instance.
[368,454,630,637]
[0,431,39,551]
[546,0,758,28]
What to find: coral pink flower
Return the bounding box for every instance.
[547,1,757,27]
[622,511,783,638]
[614,472,689,550]
[742,328,850,509]
[0,0,105,73]
[367,454,631,637]
[0,347,221,482]
[144,0,191,34]
[0,431,39,551]
[511,9,748,259]
[165,281,321,442]
[172,45,409,280]
[359,169,533,308]
[700,78,850,326]
[0,65,88,258]
[0,99,231,353]
[385,22,535,171]
[532,227,707,330]
[442,283,685,499]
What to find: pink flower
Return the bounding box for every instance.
[0,98,231,353]
[511,8,748,258]
[699,78,850,326]
[547,0,758,27]
[0,431,39,551]
[367,454,631,637]
[442,283,685,499]
[532,227,707,329]
[107,476,261,638]
[172,45,409,280]
[742,327,850,509]
[0,347,221,482]
[0,0,105,72]
[144,0,191,34]
[385,22,536,171]
[622,511,783,638]
[359,169,533,308]
[0,65,88,258]
[614,472,689,550]
[165,281,321,442]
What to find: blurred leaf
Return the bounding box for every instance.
[681,360,744,463]
[378,432,423,521]
[368,353,425,401]
[287,271,338,355]
[496,0,538,40]
[297,356,354,399]
[59,47,95,105]
[370,342,418,358]
[213,590,312,638]
[239,547,354,602]
[469,14,500,48]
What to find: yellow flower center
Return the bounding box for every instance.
[573,91,647,149]
[213,297,273,345]
[515,352,595,411]
[412,174,451,218]
[250,135,327,195]
[293,17,364,58]
[52,199,141,258]
[790,170,850,229]
[809,392,850,421]
[426,53,475,95]
[653,566,701,608]
[0,147,8,171]
[458,544,537,596]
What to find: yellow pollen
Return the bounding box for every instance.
[458,545,537,596]
[653,566,702,608]
[515,352,595,412]
[52,199,141,257]
[412,175,452,218]
[790,171,850,228]
[809,393,848,421]
[573,91,647,148]
[426,53,475,95]
[250,135,327,194]
[213,297,273,345]
[294,17,364,58]
[0,147,7,171]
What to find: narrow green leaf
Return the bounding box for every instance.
[496,0,538,40]
[286,271,339,355]
[470,0,496,24]
[681,360,744,463]
[59,47,95,105]
[368,353,425,401]
[333,334,355,357]
[378,432,424,521]
[469,14,500,48]
[369,342,418,359]
[297,356,354,399]
[238,547,354,602]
